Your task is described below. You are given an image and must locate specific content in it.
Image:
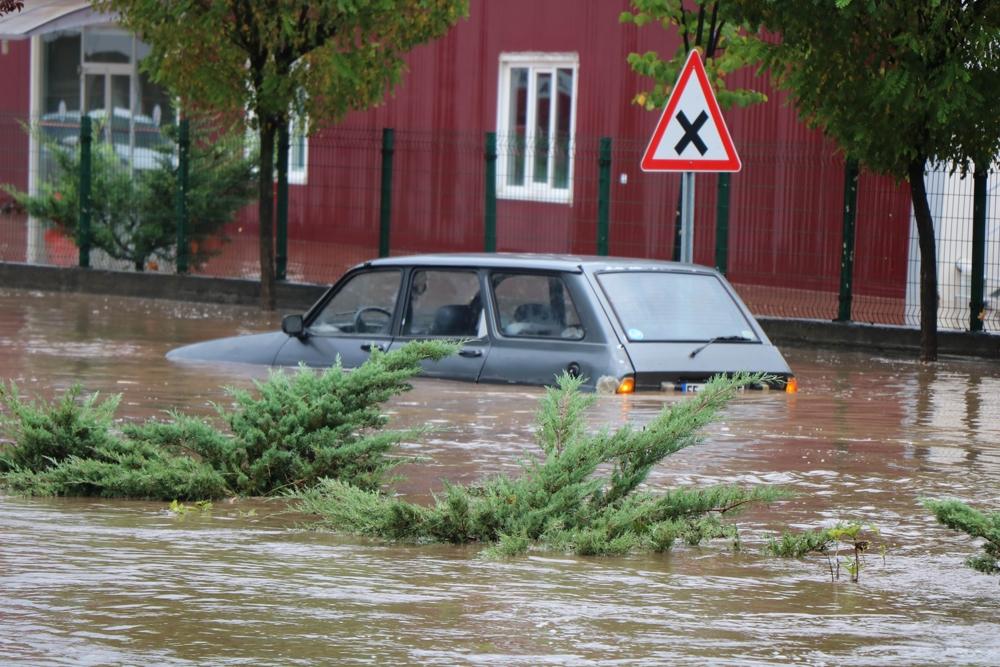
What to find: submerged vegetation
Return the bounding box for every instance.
[767,522,884,582]
[298,372,790,557]
[0,341,456,500]
[0,359,790,558]
[925,499,1000,577]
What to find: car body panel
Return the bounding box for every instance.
[274,332,395,370]
[166,331,289,366]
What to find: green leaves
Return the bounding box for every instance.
[925,499,1000,576]
[622,0,767,112]
[0,341,457,500]
[767,521,883,582]
[735,0,1000,175]
[94,0,468,300]
[3,123,255,271]
[0,383,121,474]
[97,0,468,133]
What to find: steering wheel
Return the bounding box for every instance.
[353,306,392,333]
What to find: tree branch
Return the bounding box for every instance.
[706,1,720,58]
[695,3,705,48]
[679,6,690,53]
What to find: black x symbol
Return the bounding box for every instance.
[674,110,709,156]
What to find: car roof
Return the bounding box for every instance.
[362,252,717,274]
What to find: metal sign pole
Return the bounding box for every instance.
[680,171,695,263]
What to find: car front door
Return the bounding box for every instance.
[274,268,402,369]
[386,268,490,381]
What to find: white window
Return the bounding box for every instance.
[287,114,308,185]
[243,111,308,185]
[496,53,578,204]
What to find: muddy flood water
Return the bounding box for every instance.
[1,287,999,666]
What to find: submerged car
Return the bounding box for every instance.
[167,253,796,393]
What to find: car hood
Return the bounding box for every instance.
[166,331,290,365]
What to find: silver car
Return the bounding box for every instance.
[167,253,796,393]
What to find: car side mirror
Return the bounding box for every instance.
[282,314,306,338]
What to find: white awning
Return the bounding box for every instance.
[0,0,117,39]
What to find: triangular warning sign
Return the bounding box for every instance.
[640,50,741,172]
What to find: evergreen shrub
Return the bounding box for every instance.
[298,372,790,556]
[925,499,1000,576]
[0,341,455,500]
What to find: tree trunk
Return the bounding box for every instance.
[257,119,277,311]
[907,157,937,362]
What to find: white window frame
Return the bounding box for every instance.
[244,110,309,186]
[496,52,579,205]
[286,114,308,185]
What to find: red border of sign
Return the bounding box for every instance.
[640,50,742,172]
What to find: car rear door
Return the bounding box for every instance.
[477,270,626,388]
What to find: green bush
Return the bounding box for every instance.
[1,438,228,500]
[2,122,255,271]
[766,528,835,558]
[0,341,456,500]
[156,339,455,496]
[766,522,883,582]
[925,499,1000,576]
[0,384,120,472]
[298,372,790,557]
[0,382,226,499]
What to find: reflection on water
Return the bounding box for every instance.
[1,288,999,665]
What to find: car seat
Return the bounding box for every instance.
[431,304,477,336]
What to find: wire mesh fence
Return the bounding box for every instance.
[1,110,998,333]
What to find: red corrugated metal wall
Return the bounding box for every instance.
[0,3,912,298]
[281,0,910,296]
[0,38,30,193]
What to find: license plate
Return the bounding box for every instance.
[679,382,704,393]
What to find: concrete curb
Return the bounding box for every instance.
[2,261,997,359]
[759,317,1000,359]
[0,261,326,311]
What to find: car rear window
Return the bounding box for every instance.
[596,271,759,342]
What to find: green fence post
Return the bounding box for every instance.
[714,173,730,274]
[276,123,289,281]
[379,128,395,258]
[970,166,988,332]
[78,116,92,268]
[836,158,859,322]
[597,137,611,256]
[175,119,190,274]
[485,132,497,253]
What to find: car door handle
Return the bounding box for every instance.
[458,348,483,358]
[361,342,385,352]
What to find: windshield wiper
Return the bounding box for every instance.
[688,335,755,359]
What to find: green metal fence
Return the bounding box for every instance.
[0,111,997,333]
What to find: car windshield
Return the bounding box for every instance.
[596,271,759,342]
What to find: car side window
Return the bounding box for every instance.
[310,269,401,335]
[401,270,485,338]
[491,273,584,339]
